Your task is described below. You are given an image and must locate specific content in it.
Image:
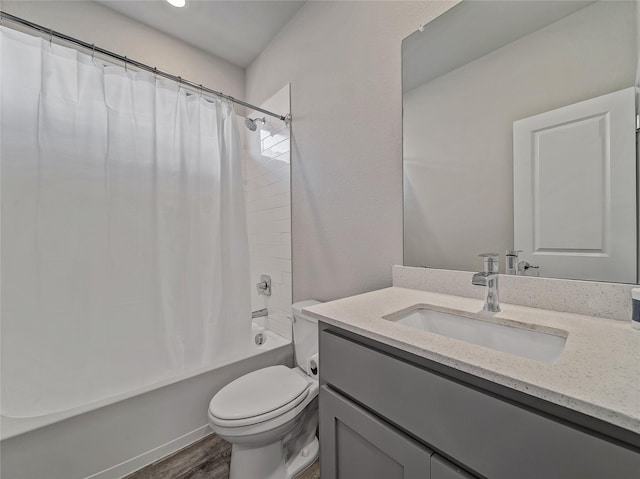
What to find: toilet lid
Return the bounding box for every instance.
[209,365,310,421]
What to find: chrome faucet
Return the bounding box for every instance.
[505,249,521,275]
[472,253,501,312]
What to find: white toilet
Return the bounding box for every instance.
[208,300,322,479]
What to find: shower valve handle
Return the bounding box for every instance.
[256,275,271,296]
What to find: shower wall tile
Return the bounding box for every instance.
[244,84,293,340]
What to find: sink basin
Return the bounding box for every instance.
[388,308,566,363]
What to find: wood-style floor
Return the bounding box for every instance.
[295,460,320,479]
[124,433,320,479]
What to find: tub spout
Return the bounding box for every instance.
[252,308,268,319]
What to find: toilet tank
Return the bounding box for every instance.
[291,300,322,370]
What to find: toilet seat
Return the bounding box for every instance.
[209,365,312,428]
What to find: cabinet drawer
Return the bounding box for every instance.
[320,329,640,479]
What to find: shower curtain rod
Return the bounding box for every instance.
[0,11,291,123]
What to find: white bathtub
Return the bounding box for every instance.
[0,324,292,479]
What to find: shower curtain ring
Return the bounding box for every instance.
[124,56,128,72]
[91,44,96,62]
[199,84,203,98]
[49,28,53,46]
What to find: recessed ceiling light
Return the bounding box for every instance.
[166,0,186,7]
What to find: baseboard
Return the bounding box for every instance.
[85,425,211,479]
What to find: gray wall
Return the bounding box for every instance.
[246,1,457,302]
[403,1,637,271]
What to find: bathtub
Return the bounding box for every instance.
[0,324,293,479]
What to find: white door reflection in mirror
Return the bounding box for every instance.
[513,87,636,283]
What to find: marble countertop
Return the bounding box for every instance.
[304,287,640,434]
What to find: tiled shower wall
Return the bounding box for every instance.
[244,84,293,339]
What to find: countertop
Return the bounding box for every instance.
[304,287,640,434]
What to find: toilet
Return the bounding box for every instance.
[208,300,322,479]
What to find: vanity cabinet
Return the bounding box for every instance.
[320,385,432,479]
[320,384,470,479]
[319,324,640,479]
[430,456,474,479]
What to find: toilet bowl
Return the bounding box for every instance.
[208,300,322,479]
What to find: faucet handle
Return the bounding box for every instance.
[505,250,523,275]
[478,253,499,274]
[518,260,540,276]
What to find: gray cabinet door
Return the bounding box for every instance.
[320,385,432,479]
[321,329,640,479]
[431,455,475,479]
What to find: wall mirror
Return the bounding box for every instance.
[402,0,639,283]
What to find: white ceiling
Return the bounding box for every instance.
[98,0,305,68]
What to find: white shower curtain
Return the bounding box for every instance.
[0,27,251,417]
